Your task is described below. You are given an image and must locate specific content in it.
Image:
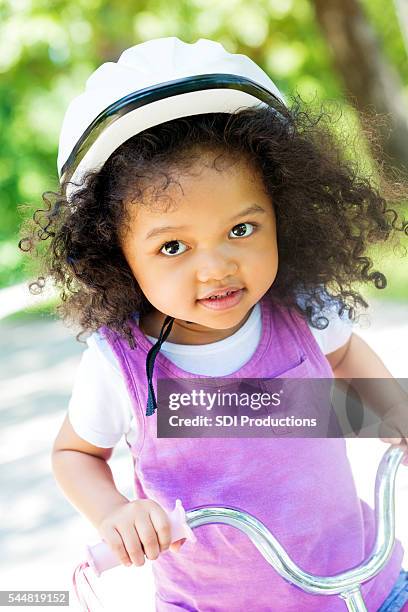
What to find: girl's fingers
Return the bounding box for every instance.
[135,513,161,561]
[102,525,132,566]
[148,504,172,552]
[379,423,402,444]
[119,524,145,566]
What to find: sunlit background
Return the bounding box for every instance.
[1,0,407,610]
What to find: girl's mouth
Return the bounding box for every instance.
[197,288,245,311]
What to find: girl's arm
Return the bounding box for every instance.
[328,332,408,446]
[51,415,182,565]
[51,414,129,529]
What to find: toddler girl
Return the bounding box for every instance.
[19,37,408,610]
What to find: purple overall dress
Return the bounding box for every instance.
[99,293,403,611]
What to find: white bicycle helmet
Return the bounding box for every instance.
[57,36,287,201]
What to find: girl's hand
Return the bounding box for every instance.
[379,403,408,466]
[98,499,185,567]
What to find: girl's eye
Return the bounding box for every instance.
[229,222,257,239]
[160,240,188,257]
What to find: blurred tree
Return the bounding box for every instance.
[312,0,408,174]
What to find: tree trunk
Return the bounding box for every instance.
[312,0,408,176]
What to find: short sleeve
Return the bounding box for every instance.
[295,285,354,355]
[68,333,133,448]
[308,307,354,354]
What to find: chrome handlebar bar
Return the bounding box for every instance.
[183,445,405,612]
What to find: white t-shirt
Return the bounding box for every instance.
[68,299,354,449]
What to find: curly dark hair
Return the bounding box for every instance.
[18,96,408,349]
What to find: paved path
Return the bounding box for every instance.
[0,297,407,611]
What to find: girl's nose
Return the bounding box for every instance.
[195,250,238,284]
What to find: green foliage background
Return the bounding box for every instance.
[1,0,407,301]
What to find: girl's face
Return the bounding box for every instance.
[120,150,279,344]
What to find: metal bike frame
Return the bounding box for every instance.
[183,446,404,611]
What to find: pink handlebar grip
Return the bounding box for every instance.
[85,499,196,577]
